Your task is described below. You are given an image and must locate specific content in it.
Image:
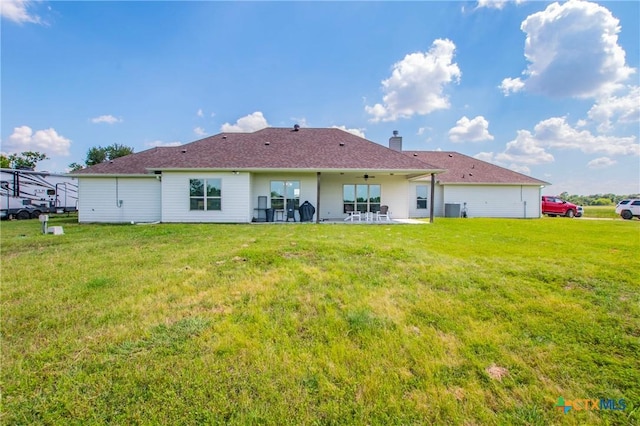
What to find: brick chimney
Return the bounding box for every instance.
[389,130,402,152]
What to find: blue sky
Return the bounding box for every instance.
[2,0,638,195]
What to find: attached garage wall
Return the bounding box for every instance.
[78,177,161,223]
[161,172,251,223]
[441,185,542,218]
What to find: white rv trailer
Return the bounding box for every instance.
[0,168,78,220]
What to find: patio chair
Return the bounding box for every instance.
[376,205,390,222]
[344,205,361,222]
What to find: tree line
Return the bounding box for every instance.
[68,143,134,171]
[558,192,639,206]
[0,143,134,171]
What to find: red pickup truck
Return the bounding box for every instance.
[541,196,579,218]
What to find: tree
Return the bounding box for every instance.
[5,151,49,170]
[86,146,108,166]
[85,143,134,166]
[106,143,134,160]
[68,162,84,172]
[0,155,9,168]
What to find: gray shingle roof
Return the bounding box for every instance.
[73,128,439,175]
[404,151,548,185]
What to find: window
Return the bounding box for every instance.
[189,179,221,211]
[343,184,381,213]
[271,181,300,211]
[416,185,428,209]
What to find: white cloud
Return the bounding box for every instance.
[448,116,494,142]
[508,164,531,175]
[90,115,122,124]
[5,125,71,156]
[499,77,525,96]
[480,115,639,173]
[193,127,207,137]
[365,39,461,122]
[145,140,182,147]
[331,125,366,139]
[504,0,635,98]
[587,86,640,132]
[587,157,616,169]
[291,117,309,128]
[197,109,204,118]
[473,152,495,162]
[220,111,269,133]
[476,0,525,10]
[576,119,588,128]
[529,117,639,156]
[495,130,555,165]
[1,0,41,24]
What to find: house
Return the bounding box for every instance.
[71,127,547,223]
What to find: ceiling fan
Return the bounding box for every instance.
[357,174,376,181]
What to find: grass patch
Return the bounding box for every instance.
[582,205,619,219]
[1,216,639,424]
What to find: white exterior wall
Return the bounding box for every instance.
[319,174,411,220]
[78,177,161,223]
[251,173,318,221]
[441,185,542,218]
[407,180,443,218]
[161,172,251,223]
[406,178,445,218]
[78,173,542,223]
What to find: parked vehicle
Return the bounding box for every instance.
[576,206,584,217]
[541,195,579,218]
[615,199,640,220]
[0,168,78,220]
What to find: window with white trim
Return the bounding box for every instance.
[270,181,300,211]
[343,184,381,213]
[416,185,428,209]
[189,179,221,211]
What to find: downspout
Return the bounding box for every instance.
[430,173,435,223]
[115,177,122,208]
[316,172,321,223]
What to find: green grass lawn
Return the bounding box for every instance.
[581,206,620,219]
[2,216,639,425]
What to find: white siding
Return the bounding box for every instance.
[251,173,318,221]
[407,181,438,218]
[318,174,411,220]
[161,172,251,223]
[78,173,543,223]
[440,185,542,218]
[406,178,445,218]
[78,177,161,223]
